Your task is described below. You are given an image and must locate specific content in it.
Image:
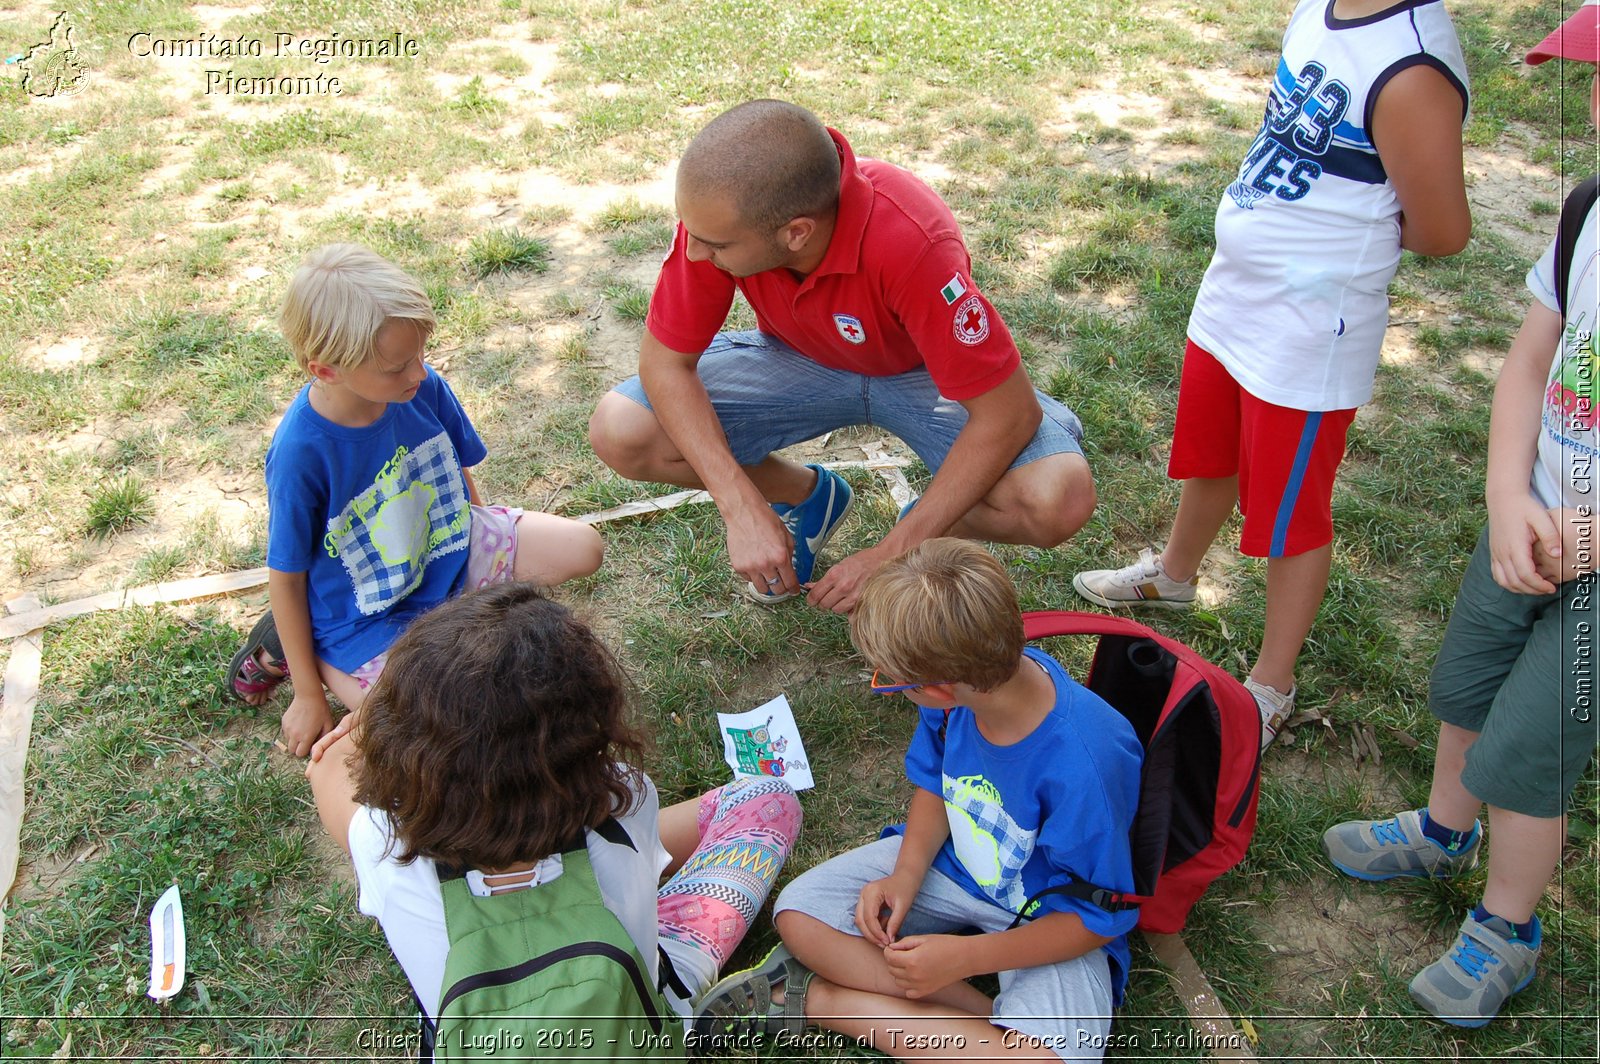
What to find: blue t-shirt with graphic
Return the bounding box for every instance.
[889,648,1143,1003]
[264,367,487,672]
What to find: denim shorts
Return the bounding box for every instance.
[612,331,1085,471]
[774,836,1113,1061]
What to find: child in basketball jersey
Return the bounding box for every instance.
[1074,0,1472,751]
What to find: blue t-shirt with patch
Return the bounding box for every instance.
[888,647,1143,1003]
[264,367,487,672]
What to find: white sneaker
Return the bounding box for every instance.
[1246,677,1295,751]
[1072,548,1198,610]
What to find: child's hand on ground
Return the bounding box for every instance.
[1487,492,1563,594]
[882,934,969,999]
[280,692,334,758]
[309,706,362,762]
[854,870,922,947]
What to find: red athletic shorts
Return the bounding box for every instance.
[1168,340,1355,558]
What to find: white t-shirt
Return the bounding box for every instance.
[347,771,687,1020]
[1186,0,1470,411]
[1527,201,1600,511]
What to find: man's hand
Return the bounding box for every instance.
[854,869,924,948]
[883,934,970,999]
[1487,491,1563,594]
[722,496,801,597]
[281,691,334,759]
[807,542,896,613]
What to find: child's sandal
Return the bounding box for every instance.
[692,944,813,1043]
[227,612,289,701]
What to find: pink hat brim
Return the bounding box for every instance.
[1527,3,1600,66]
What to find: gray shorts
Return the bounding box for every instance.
[612,330,1085,471]
[774,837,1114,1061]
[1429,527,1600,817]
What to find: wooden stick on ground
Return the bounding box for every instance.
[0,595,46,955]
[1143,931,1258,1061]
[0,569,270,641]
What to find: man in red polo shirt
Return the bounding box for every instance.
[589,100,1095,613]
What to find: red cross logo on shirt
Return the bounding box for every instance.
[833,313,867,345]
[952,294,990,346]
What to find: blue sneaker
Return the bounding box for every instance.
[744,464,854,604]
[1409,911,1540,1027]
[896,496,919,523]
[1322,808,1480,881]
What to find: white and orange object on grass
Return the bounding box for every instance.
[146,884,186,1002]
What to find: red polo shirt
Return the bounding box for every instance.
[645,129,1020,402]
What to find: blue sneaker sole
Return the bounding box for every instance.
[1412,968,1537,1029]
[1325,855,1433,882]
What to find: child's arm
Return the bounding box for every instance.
[1370,64,1471,257]
[462,467,484,507]
[270,568,335,757]
[1485,302,1567,594]
[883,911,1114,1000]
[304,731,360,856]
[855,787,950,948]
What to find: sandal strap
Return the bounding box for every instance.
[776,957,814,1037]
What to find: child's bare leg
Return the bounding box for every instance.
[302,662,371,761]
[806,977,1060,1061]
[318,662,368,713]
[1424,722,1482,830]
[512,511,604,585]
[657,796,702,876]
[1481,806,1564,923]
[777,911,992,1014]
[1251,543,1332,692]
[1160,475,1237,581]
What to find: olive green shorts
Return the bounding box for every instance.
[1429,527,1599,818]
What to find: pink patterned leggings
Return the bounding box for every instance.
[656,776,802,987]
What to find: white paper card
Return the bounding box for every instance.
[147,884,186,1002]
[717,694,815,791]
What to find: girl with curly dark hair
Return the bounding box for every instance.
[306,581,802,1032]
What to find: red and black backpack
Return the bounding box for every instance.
[1016,611,1261,934]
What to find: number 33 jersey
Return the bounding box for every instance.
[1187,0,1469,412]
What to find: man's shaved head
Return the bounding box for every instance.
[678,100,842,230]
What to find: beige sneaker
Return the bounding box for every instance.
[1246,677,1295,751]
[1072,548,1198,610]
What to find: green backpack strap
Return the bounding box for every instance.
[430,821,684,1061]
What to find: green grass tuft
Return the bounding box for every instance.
[464,228,552,277]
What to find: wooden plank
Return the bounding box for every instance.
[1144,931,1258,1060]
[0,568,270,640]
[0,595,45,955]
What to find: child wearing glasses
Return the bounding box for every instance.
[694,538,1143,1061]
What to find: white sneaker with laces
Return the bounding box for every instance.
[1072,548,1198,610]
[1246,677,1295,751]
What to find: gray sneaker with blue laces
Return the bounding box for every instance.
[1322,808,1480,881]
[1409,911,1540,1027]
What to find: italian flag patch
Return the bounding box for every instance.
[940,274,967,305]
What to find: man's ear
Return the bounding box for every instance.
[778,216,817,253]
